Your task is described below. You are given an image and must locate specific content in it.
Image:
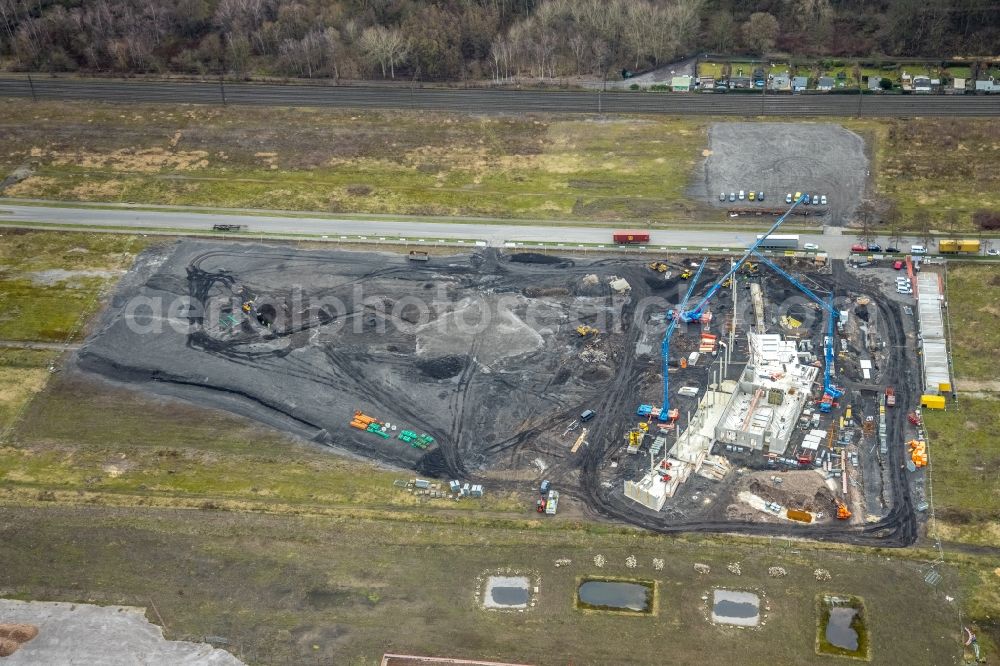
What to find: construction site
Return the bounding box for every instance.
[76,201,937,546]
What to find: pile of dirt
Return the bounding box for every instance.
[0,624,39,657]
[416,355,467,379]
[509,253,573,268]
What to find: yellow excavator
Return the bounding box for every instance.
[648,261,669,273]
[576,325,599,337]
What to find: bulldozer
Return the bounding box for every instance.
[834,499,852,520]
[576,325,599,337]
[648,261,669,273]
[680,268,693,279]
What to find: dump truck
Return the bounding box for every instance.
[885,386,896,407]
[613,230,650,244]
[212,224,243,231]
[408,250,430,261]
[938,239,981,254]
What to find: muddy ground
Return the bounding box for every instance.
[693,122,868,226]
[78,242,917,544]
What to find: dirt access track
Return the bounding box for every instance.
[78,241,915,546]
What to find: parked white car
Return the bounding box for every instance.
[738,190,745,200]
[803,242,820,251]
[910,244,927,254]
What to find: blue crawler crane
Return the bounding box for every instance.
[750,250,844,412]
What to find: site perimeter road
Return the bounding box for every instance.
[2,76,1000,116]
[0,203,930,259]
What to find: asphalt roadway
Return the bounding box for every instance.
[2,76,1000,117]
[0,202,926,258]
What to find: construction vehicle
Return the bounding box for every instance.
[241,301,253,313]
[648,261,669,273]
[885,386,896,407]
[908,411,922,426]
[408,250,430,262]
[743,261,760,275]
[212,224,243,231]
[680,195,805,324]
[576,325,599,337]
[835,500,852,520]
[680,268,693,279]
[641,258,706,421]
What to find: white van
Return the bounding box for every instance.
[910,244,926,255]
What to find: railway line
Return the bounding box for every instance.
[2,76,999,116]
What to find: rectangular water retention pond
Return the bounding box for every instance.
[816,594,870,660]
[712,589,760,627]
[483,576,531,610]
[576,578,656,615]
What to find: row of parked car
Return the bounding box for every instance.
[786,192,827,205]
[720,190,765,202]
[851,243,925,254]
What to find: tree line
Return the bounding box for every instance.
[1,0,997,81]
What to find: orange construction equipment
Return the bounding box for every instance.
[835,501,852,520]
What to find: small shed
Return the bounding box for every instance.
[671,75,692,92]
[951,77,967,93]
[730,75,752,89]
[792,76,809,92]
[868,76,882,90]
[914,75,931,93]
[817,76,835,91]
[769,74,790,91]
[699,76,715,90]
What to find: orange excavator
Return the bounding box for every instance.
[834,499,852,520]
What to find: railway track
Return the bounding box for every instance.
[2,76,999,117]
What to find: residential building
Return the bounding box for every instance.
[671,75,692,92]
[791,76,809,92]
[817,76,835,91]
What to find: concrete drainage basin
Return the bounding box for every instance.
[711,589,760,627]
[483,576,531,610]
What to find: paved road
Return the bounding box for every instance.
[2,76,999,116]
[0,202,927,258]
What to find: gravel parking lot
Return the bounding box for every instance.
[695,122,868,226]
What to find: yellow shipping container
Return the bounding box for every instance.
[938,239,959,253]
[957,239,980,252]
[921,394,946,410]
[938,382,952,393]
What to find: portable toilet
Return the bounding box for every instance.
[449,480,461,494]
[414,479,431,489]
[470,484,483,497]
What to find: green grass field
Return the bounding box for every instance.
[943,264,1000,381]
[924,398,1000,545]
[0,230,145,341]
[868,118,1000,230]
[0,502,963,665]
[1,102,710,224]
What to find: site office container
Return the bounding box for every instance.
[613,230,650,244]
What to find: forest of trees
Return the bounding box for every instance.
[0,0,997,82]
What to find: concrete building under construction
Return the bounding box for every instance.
[625,332,817,511]
[714,333,818,455]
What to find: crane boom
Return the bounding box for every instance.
[681,196,805,323]
[751,251,837,317]
[750,251,842,408]
[661,259,707,414]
